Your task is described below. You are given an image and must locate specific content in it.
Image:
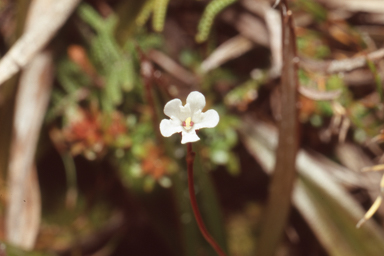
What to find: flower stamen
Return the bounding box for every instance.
[182,117,194,131]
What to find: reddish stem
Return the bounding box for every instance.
[186,143,228,256]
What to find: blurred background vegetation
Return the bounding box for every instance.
[1,0,384,255]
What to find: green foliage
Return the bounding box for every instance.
[57,59,91,93]
[136,0,155,27]
[326,74,344,90]
[78,3,137,110]
[367,59,383,102]
[315,101,333,116]
[225,78,263,111]
[196,0,238,43]
[152,0,171,32]
[326,74,351,105]
[133,28,164,51]
[134,0,171,32]
[46,59,89,122]
[179,49,203,70]
[295,0,328,22]
[202,108,240,175]
[350,102,382,141]
[297,30,330,59]
[309,114,323,127]
[50,4,164,122]
[298,68,311,85]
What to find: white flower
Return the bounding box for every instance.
[160,91,220,144]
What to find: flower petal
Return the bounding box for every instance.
[160,118,183,137]
[187,91,206,115]
[181,130,200,144]
[164,99,183,120]
[179,103,192,121]
[164,98,192,121]
[193,109,219,130]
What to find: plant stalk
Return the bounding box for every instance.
[186,143,227,256]
[257,1,299,255]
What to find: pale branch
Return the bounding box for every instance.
[301,48,384,74]
[148,49,199,86]
[0,0,81,86]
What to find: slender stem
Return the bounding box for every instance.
[61,152,78,209]
[186,143,227,256]
[138,47,162,143]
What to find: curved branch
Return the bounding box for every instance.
[0,0,81,86]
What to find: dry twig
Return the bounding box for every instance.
[301,48,384,74]
[200,35,253,73]
[5,0,57,249]
[148,49,199,86]
[0,0,80,86]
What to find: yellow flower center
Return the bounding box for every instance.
[182,117,194,131]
